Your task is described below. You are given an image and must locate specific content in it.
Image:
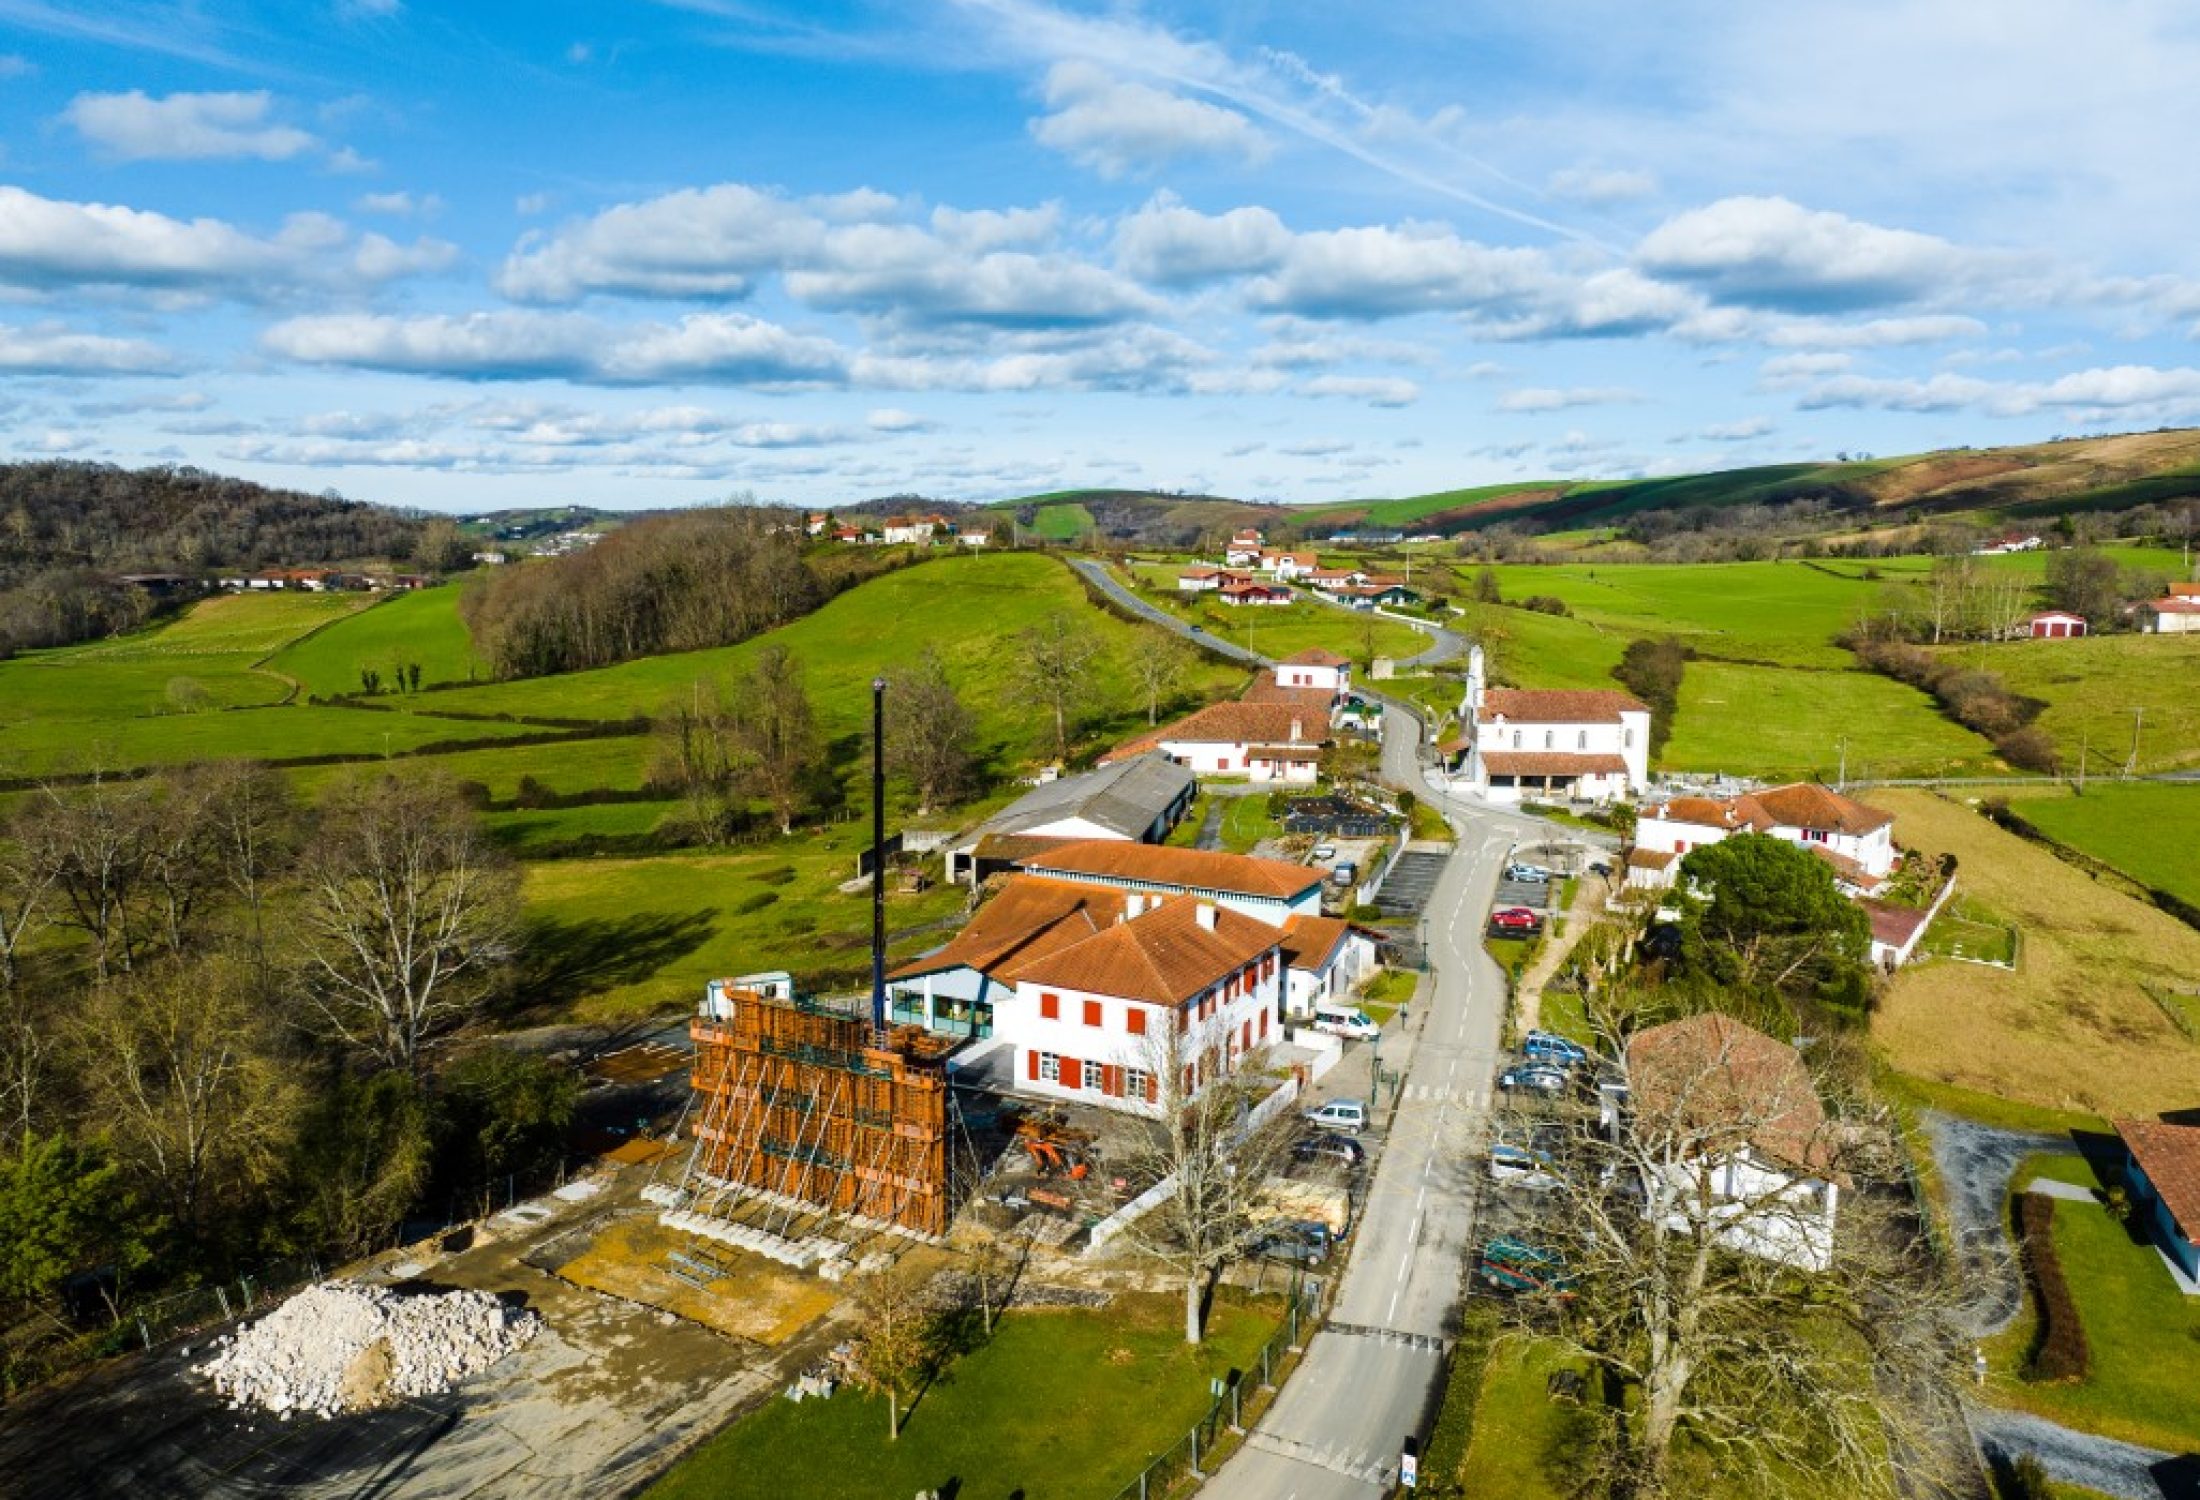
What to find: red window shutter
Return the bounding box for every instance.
[1127,1008,1147,1035]
[1241,1020,1251,1051]
[1040,992,1059,1020]
[1060,1054,1080,1090]
[1104,1065,1121,1098]
[1026,1049,1039,1081]
[1260,1010,1270,1038]
[1146,1073,1159,1103]
[1084,1000,1102,1028]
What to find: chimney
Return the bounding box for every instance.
[1124,893,1145,919]
[1195,902,1217,931]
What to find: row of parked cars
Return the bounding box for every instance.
[1489,860,1553,937]
[1489,1031,1594,1191]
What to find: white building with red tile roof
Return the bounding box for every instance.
[1273,647,1351,696]
[1441,645,1649,803]
[1630,783,1897,896]
[1099,700,1329,784]
[2141,595,2200,634]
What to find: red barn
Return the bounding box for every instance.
[2028,611,2087,639]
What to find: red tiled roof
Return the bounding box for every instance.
[2167,581,2200,598]
[1018,839,1321,901]
[890,875,1125,983]
[1647,796,1746,828]
[1628,1014,1844,1182]
[1861,900,1930,949]
[1806,843,1884,891]
[1011,895,1279,1006]
[2117,1119,2200,1244]
[1277,914,1354,972]
[1104,700,1327,760]
[1251,746,1323,764]
[1284,648,1350,666]
[1243,682,1336,709]
[1478,689,1648,725]
[1740,784,1894,836]
[2150,597,2200,615]
[1626,848,1678,870]
[1480,751,1629,777]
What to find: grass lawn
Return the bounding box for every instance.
[1916,893,2018,966]
[1358,967,1417,1023]
[1663,662,1996,780]
[286,733,655,803]
[1453,1337,1589,1500]
[420,554,1243,776]
[266,584,488,696]
[1024,500,1095,541]
[1876,1074,2111,1138]
[1218,793,1286,853]
[1867,790,2200,1120]
[2002,782,2200,908]
[8,702,548,774]
[1452,601,1629,692]
[644,1291,1279,1500]
[485,799,677,854]
[1985,1194,2200,1453]
[514,820,971,1021]
[1933,633,2200,774]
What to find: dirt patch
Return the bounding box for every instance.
[554,1217,839,1344]
[1860,454,2030,506]
[336,1335,395,1410]
[1868,789,2200,1118]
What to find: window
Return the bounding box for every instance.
[1578,730,1588,750]
[1040,992,1059,1020]
[1038,1051,1060,1084]
[1126,1067,1152,1102]
[1511,730,1521,748]
[1127,1007,1147,1036]
[1624,727,1635,749]
[1083,999,1103,1028]
[1544,730,1554,749]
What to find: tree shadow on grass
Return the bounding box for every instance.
[497,910,717,1021]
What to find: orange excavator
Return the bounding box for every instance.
[1013,1112,1095,1180]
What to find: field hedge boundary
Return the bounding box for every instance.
[1978,796,2200,937]
[2015,1191,2090,1384]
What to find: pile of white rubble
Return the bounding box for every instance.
[198,1281,540,1418]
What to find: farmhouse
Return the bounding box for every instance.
[1625,1014,1846,1273]
[2140,596,2200,634]
[1273,647,1351,696]
[1312,575,1418,608]
[1442,646,1649,804]
[882,514,950,545]
[1259,550,1320,580]
[2027,610,2088,639]
[1974,533,2044,556]
[1218,580,1294,606]
[2113,1118,2200,1292]
[1630,783,1897,896]
[1224,530,1266,567]
[1177,565,1248,593]
[956,528,990,547]
[1100,700,1330,783]
[940,752,1197,887]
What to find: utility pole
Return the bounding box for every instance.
[870,676,888,1033]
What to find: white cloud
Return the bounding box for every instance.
[786,223,1159,330]
[355,190,441,219]
[1299,374,1419,407]
[1029,61,1270,179]
[1795,371,2010,413]
[0,185,455,297]
[1113,194,1289,286]
[0,321,178,375]
[1697,416,1775,441]
[867,407,938,432]
[1497,385,1644,412]
[1757,351,1855,389]
[1799,363,2200,421]
[1546,165,1658,205]
[498,183,834,301]
[1635,195,2004,312]
[1762,314,1987,349]
[63,90,317,162]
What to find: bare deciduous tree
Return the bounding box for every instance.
[194,760,298,966]
[1014,612,1103,764]
[0,830,55,993]
[651,678,737,842]
[293,774,521,1074]
[849,1264,937,1440]
[76,950,297,1246]
[888,647,978,814]
[1128,633,1195,727]
[1106,1016,1295,1345]
[19,774,157,981]
[1498,999,1978,1498]
[725,644,823,836]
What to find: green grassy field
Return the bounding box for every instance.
[484,800,676,854]
[286,733,656,803]
[266,584,488,697]
[1457,601,1630,691]
[1987,1194,2200,1452]
[2002,782,2200,906]
[1025,501,1095,541]
[1662,662,1996,779]
[420,553,1241,772]
[644,1293,1278,1500]
[515,819,971,1020]
[1942,633,2200,774]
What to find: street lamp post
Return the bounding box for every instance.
[870,675,887,1033]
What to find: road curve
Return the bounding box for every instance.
[1069,558,1270,668]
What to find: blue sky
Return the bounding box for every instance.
[4,0,2200,512]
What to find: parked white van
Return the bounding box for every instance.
[1311,1005,1380,1041]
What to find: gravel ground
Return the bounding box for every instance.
[1971,1409,2199,1500]
[1922,1110,2063,1334]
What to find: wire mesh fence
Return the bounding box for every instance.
[2,1255,324,1400]
[1103,1274,1328,1500]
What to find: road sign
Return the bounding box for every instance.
[1401,1435,1419,1488]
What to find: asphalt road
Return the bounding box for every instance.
[1203,701,1550,1499]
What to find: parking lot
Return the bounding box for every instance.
[1372,848,1448,917]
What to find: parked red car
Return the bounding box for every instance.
[1488,907,1543,936]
